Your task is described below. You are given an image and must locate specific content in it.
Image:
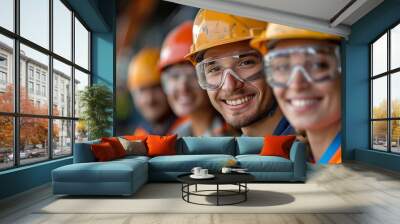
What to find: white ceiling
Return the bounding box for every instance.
[164,0,384,38]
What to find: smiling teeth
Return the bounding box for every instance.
[226,96,253,106]
[291,99,318,107]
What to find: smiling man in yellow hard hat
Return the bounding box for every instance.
[251,24,342,164]
[185,10,294,137]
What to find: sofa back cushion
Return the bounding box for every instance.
[177,137,235,155]
[236,137,264,155]
[73,139,100,163]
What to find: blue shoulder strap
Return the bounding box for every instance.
[319,132,341,164]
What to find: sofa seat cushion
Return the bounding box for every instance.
[116,155,150,163]
[52,159,147,183]
[149,154,235,172]
[236,155,293,172]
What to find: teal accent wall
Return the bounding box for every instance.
[0,0,116,200]
[91,0,116,135]
[0,158,72,199]
[344,0,400,171]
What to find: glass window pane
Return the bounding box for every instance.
[391,120,400,153]
[74,18,89,70]
[0,0,14,31]
[372,77,387,119]
[391,72,400,118]
[372,121,388,151]
[391,24,400,70]
[53,0,72,60]
[20,44,49,115]
[0,116,14,170]
[372,33,387,76]
[75,120,88,143]
[53,59,72,117]
[74,69,89,118]
[20,0,49,49]
[0,34,14,112]
[20,117,49,165]
[53,119,72,157]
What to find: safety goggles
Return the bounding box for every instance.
[263,45,341,88]
[195,50,264,91]
[161,66,200,94]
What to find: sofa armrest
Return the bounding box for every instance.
[289,141,307,181]
[73,140,99,163]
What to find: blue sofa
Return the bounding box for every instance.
[52,137,306,196]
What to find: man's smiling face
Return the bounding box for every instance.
[203,41,273,128]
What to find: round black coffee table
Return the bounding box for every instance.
[177,173,255,206]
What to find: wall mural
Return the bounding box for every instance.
[116,0,342,164]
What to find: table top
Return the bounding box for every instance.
[177,172,255,185]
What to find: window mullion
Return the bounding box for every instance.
[388,30,391,152]
[48,0,54,160]
[370,45,373,149]
[13,0,20,167]
[71,10,76,154]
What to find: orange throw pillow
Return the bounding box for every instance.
[123,135,147,142]
[91,142,117,161]
[146,135,177,157]
[101,137,127,158]
[260,135,296,159]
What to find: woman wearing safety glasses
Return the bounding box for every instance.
[185,10,294,137]
[159,21,236,137]
[251,24,342,164]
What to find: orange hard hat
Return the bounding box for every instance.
[251,23,342,54]
[159,21,193,71]
[185,9,267,65]
[127,48,161,90]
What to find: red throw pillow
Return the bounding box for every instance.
[91,142,117,161]
[260,135,296,159]
[146,135,177,157]
[101,137,127,158]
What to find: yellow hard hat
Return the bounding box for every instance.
[185,9,267,65]
[127,48,161,90]
[251,23,342,54]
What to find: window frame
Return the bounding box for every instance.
[0,0,92,171]
[370,20,400,154]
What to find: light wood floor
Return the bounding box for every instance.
[1,161,400,224]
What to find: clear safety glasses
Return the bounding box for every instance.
[161,66,200,94]
[195,50,264,91]
[263,45,341,88]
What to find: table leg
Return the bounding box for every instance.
[245,183,247,201]
[195,184,197,192]
[217,184,219,206]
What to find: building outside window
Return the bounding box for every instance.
[0,0,91,170]
[35,70,40,81]
[41,73,46,83]
[28,81,34,94]
[0,54,7,67]
[42,85,46,97]
[371,22,400,154]
[28,66,34,80]
[0,71,6,85]
[0,54,7,88]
